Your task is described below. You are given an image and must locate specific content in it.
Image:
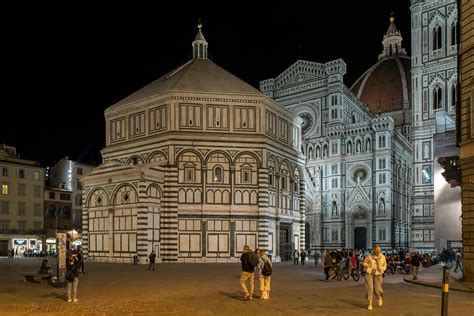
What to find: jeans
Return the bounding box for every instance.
[67,277,79,299]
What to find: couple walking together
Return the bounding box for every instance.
[240,245,272,300]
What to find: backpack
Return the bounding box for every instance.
[262,259,272,276]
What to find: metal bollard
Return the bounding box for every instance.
[441,265,449,316]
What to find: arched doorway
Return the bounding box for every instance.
[347,204,371,251]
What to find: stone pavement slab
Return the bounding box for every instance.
[0,258,473,315]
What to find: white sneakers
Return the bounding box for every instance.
[368,298,383,310]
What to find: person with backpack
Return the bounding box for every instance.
[257,249,272,300]
[65,249,80,302]
[240,245,257,300]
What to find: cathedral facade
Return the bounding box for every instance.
[260,18,413,252]
[81,27,305,263]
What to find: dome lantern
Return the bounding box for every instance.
[192,19,208,59]
[378,14,407,60]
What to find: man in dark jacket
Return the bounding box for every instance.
[240,245,256,300]
[411,252,421,280]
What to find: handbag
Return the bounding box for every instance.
[66,271,75,281]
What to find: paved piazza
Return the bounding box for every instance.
[0,258,472,315]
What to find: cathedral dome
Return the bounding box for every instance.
[350,56,411,114]
[350,15,411,116]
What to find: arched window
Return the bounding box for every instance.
[316,146,320,158]
[378,135,386,148]
[451,22,457,46]
[351,114,356,124]
[451,84,457,109]
[433,86,443,110]
[214,166,222,183]
[433,25,442,50]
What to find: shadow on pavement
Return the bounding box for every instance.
[339,298,367,309]
[50,292,66,301]
[218,290,248,301]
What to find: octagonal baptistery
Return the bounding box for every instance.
[350,16,412,132]
[81,25,306,264]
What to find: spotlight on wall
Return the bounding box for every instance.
[438,156,461,188]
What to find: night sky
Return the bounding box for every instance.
[2,1,411,167]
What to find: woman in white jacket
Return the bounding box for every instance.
[362,246,387,311]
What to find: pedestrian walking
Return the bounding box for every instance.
[240,245,257,300]
[314,252,320,266]
[454,249,463,272]
[300,249,306,266]
[257,249,272,300]
[148,250,156,271]
[362,245,387,311]
[411,252,421,280]
[293,249,299,266]
[65,250,80,302]
[323,250,333,281]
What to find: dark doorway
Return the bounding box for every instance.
[305,222,310,251]
[354,227,367,251]
[0,240,8,256]
[279,224,292,261]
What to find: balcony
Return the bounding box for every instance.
[0,229,46,235]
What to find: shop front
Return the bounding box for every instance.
[12,238,42,257]
[45,237,56,255]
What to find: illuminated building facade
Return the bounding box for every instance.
[0,144,44,256]
[261,17,413,251]
[82,26,305,263]
[411,0,460,251]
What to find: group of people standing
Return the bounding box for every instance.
[292,249,307,266]
[240,245,272,300]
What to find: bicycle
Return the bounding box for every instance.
[343,262,360,281]
[328,260,343,281]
